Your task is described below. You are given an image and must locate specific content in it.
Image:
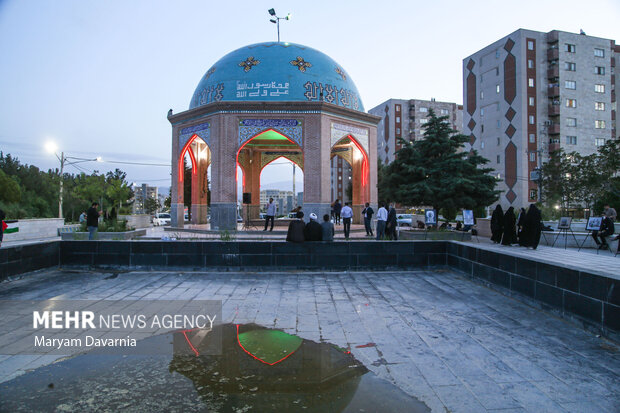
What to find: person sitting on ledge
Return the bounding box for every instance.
[592,213,615,250]
[286,211,305,243]
[304,213,323,241]
[321,214,334,242]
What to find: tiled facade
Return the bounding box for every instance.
[369,99,463,164]
[464,29,619,209]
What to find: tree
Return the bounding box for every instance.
[0,170,21,203]
[105,169,133,212]
[380,109,499,216]
[144,197,160,214]
[540,149,580,213]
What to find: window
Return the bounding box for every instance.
[566,136,577,145]
[595,120,606,129]
[529,97,535,106]
[497,155,500,164]
[497,137,501,146]
[528,59,534,69]
[481,124,484,133]
[529,133,536,143]
[530,189,538,200]
[594,48,605,58]
[420,107,428,112]
[396,116,400,122]
[481,141,485,149]
[564,62,576,71]
[420,118,428,124]
[496,84,500,93]
[440,109,449,115]
[528,78,535,87]
[480,91,484,99]
[595,138,606,146]
[396,128,401,134]
[496,119,500,128]
[595,102,605,111]
[495,50,500,58]
[495,67,499,76]
[595,66,605,75]
[496,102,500,111]
[528,41,534,50]
[595,84,605,93]
[481,108,485,116]
[529,115,535,124]
[529,152,536,162]
[565,98,577,108]
[565,80,576,89]
[566,117,577,127]
[564,43,576,53]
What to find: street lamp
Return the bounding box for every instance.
[45,140,101,219]
[268,8,291,43]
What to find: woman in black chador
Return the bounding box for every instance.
[523,204,543,249]
[501,207,517,245]
[490,205,504,243]
[516,207,527,246]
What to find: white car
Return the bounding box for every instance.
[396,214,414,226]
[153,213,171,226]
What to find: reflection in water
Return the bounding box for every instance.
[0,324,429,412]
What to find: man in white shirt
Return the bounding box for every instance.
[376,202,388,240]
[263,198,277,231]
[341,202,354,239]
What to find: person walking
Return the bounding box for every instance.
[263,197,277,231]
[501,206,517,245]
[592,213,615,250]
[86,202,101,240]
[321,214,334,242]
[362,202,374,237]
[523,204,542,249]
[286,211,305,243]
[386,203,398,240]
[333,199,342,225]
[341,202,353,239]
[490,205,504,243]
[304,213,323,241]
[376,203,388,240]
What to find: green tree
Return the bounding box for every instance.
[380,109,499,216]
[144,197,160,214]
[540,149,580,212]
[105,169,133,212]
[0,169,21,203]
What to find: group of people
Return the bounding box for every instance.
[283,201,400,243]
[490,204,543,249]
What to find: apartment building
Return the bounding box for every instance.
[369,98,463,164]
[463,29,618,209]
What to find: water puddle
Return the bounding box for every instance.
[0,323,429,412]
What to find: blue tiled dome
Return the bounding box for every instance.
[189,42,364,112]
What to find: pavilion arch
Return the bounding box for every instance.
[330,134,370,210]
[236,129,303,219]
[177,134,211,224]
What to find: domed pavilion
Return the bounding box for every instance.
[168,42,379,230]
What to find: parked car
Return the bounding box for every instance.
[153,213,171,226]
[396,214,414,227]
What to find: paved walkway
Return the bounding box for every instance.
[0,269,618,412]
[457,239,620,280]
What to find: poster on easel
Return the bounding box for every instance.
[585,216,602,231]
[463,210,474,226]
[557,217,572,230]
[424,209,436,226]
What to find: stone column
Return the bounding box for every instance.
[302,115,331,223]
[351,154,364,224]
[209,115,238,230]
[170,125,184,228]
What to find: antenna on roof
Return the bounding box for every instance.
[268,8,291,42]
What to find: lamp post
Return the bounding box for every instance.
[45,141,101,219]
[268,8,291,43]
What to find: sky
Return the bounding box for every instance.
[0,0,618,195]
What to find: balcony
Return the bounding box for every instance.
[548,105,560,116]
[547,48,559,61]
[547,66,559,78]
[548,86,560,97]
[548,123,560,134]
[549,142,561,152]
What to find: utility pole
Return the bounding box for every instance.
[268,9,291,43]
[58,152,65,218]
